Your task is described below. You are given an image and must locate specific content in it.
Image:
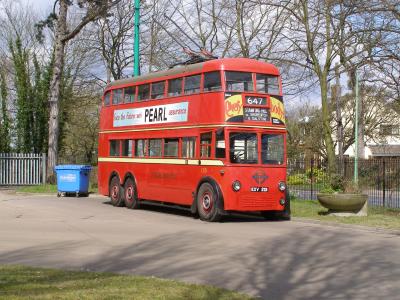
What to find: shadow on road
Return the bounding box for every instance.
[102,199,282,223]
[1,228,398,299]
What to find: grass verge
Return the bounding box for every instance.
[0,265,254,300]
[16,184,58,194]
[16,184,98,194]
[292,199,400,230]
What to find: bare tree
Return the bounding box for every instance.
[39,0,121,181]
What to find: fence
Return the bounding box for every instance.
[288,158,400,208]
[0,153,46,185]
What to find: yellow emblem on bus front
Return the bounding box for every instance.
[270,97,285,124]
[225,95,243,121]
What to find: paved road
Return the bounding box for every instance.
[0,191,399,299]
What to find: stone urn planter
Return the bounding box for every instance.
[317,193,368,216]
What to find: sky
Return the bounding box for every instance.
[17,0,322,109]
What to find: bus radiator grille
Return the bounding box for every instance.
[239,195,275,208]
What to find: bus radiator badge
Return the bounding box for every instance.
[252,170,268,185]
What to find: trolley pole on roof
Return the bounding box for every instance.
[354,72,359,186]
[133,0,140,77]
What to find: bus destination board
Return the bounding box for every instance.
[244,107,270,121]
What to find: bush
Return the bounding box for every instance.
[287,173,307,185]
[305,168,327,184]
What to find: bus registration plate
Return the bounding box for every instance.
[250,187,269,192]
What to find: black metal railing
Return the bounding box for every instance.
[287,158,400,208]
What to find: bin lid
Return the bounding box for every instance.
[55,165,92,171]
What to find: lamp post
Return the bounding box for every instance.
[133,0,140,77]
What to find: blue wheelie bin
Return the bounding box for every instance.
[55,165,92,197]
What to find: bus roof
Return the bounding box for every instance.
[107,58,280,88]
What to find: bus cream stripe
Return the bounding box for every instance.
[98,157,224,166]
[99,124,286,134]
[200,160,224,166]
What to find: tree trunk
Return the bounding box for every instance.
[320,76,336,175]
[46,0,68,182]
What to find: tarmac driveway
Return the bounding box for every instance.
[0,191,399,299]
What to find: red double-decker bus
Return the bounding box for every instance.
[98,58,289,222]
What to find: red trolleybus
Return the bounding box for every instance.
[98,58,289,222]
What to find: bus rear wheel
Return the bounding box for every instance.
[124,177,140,209]
[109,176,124,207]
[197,182,222,222]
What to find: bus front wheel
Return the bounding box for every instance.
[124,177,140,209]
[109,176,124,207]
[197,182,222,222]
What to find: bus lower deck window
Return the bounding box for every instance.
[215,129,226,158]
[149,139,162,157]
[110,140,120,156]
[262,134,284,165]
[200,132,212,158]
[229,133,258,164]
[225,71,254,92]
[164,138,179,157]
[122,140,133,157]
[135,139,147,157]
[204,71,221,91]
[182,137,195,158]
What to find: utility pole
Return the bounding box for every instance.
[354,72,359,185]
[133,0,140,77]
[335,64,343,175]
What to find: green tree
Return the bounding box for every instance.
[9,37,33,152]
[0,71,11,153]
[31,54,53,153]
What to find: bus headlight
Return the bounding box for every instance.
[278,181,286,191]
[232,180,241,192]
[279,198,286,206]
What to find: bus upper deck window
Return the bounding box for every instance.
[112,89,123,105]
[168,78,183,97]
[225,71,254,92]
[184,75,201,95]
[151,81,165,99]
[256,74,279,95]
[104,91,111,106]
[124,86,135,103]
[204,71,221,92]
[138,84,150,101]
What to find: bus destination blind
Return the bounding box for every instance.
[243,107,270,121]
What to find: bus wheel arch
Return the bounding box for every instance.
[123,173,140,209]
[109,172,124,207]
[195,177,225,222]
